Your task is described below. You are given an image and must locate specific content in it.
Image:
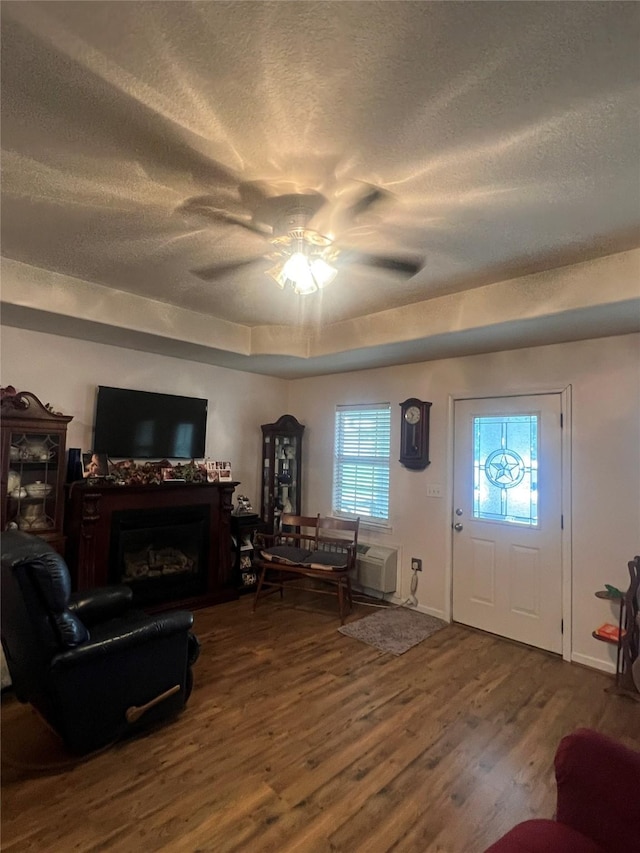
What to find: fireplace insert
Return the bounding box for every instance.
[110,505,210,606]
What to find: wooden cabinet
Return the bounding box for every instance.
[1,389,72,555]
[230,514,268,592]
[260,414,304,533]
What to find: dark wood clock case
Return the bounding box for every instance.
[399,398,432,470]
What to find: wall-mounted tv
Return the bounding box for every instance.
[93,386,207,459]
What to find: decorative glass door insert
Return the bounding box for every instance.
[473,414,538,526]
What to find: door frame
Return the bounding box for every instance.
[444,386,573,662]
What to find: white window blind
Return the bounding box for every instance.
[333,403,391,521]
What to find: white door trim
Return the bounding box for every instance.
[443,386,572,662]
[559,385,572,663]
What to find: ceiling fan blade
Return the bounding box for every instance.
[177,197,271,236]
[191,256,268,281]
[342,183,390,220]
[238,180,274,210]
[350,251,423,276]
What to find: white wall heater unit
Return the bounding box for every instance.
[352,543,398,594]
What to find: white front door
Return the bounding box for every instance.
[452,395,563,653]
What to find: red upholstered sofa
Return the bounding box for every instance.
[484,728,640,853]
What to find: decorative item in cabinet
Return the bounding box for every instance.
[1,388,73,555]
[260,414,304,533]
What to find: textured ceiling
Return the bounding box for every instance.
[1,1,639,375]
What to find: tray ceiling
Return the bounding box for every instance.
[1,1,639,376]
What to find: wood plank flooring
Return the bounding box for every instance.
[2,591,639,852]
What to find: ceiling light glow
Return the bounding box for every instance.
[267,228,338,295]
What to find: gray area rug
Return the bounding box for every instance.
[338,607,447,655]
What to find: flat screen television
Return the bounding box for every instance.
[93,386,207,459]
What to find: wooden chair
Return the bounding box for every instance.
[252,514,359,623]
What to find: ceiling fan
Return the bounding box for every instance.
[179,181,423,295]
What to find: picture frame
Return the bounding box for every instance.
[83,452,109,478]
[216,461,233,481]
[206,460,232,482]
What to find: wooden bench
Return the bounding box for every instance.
[252,514,360,624]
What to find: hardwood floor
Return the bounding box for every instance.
[2,591,639,852]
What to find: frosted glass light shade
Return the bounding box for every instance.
[267,245,338,295]
[309,257,338,288]
[282,253,313,290]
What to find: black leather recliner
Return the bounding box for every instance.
[1,530,200,755]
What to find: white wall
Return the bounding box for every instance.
[3,324,639,674]
[288,333,640,673]
[0,326,288,504]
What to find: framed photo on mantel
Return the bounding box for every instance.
[206,460,232,482]
[83,452,109,478]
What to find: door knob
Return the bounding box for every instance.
[454,522,463,531]
[455,508,463,516]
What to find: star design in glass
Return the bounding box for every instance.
[485,449,525,488]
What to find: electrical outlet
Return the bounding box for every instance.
[426,483,442,498]
[411,557,422,572]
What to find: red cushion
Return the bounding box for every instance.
[484,730,640,853]
[554,729,640,852]
[484,819,605,852]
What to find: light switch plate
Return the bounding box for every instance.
[426,483,442,498]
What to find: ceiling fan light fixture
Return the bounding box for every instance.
[283,252,317,294]
[309,257,338,289]
[266,227,338,295]
[267,256,316,293]
[267,263,287,290]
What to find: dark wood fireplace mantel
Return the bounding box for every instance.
[65,481,239,611]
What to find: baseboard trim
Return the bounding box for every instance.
[571,652,616,674]
[414,603,447,620]
[385,597,447,621]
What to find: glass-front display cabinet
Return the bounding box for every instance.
[260,414,305,532]
[1,389,73,555]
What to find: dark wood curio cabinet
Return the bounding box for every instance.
[1,389,73,555]
[260,414,305,532]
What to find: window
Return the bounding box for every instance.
[333,404,391,522]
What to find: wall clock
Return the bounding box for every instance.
[399,398,432,470]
